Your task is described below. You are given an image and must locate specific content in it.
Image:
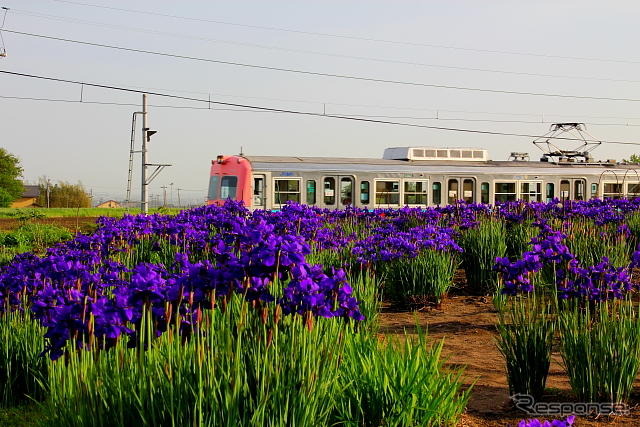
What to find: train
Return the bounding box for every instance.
[207,145,640,209]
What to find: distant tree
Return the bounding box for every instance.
[628,154,640,164]
[37,180,91,208]
[0,188,14,207]
[0,148,24,207]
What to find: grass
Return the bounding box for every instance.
[564,220,631,268]
[496,295,555,400]
[0,207,184,219]
[0,224,73,265]
[45,307,347,427]
[558,300,640,404]
[0,310,47,407]
[459,218,507,294]
[382,250,459,307]
[0,404,44,426]
[334,327,471,426]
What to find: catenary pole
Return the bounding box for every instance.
[141,93,148,213]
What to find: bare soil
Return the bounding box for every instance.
[0,217,99,233]
[379,296,640,426]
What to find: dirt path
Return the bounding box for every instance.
[379,296,639,426]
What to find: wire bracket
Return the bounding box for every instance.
[0,7,9,57]
[145,163,172,185]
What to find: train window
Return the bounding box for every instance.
[424,149,436,157]
[480,182,489,204]
[591,183,598,199]
[432,182,442,205]
[447,179,459,204]
[306,180,316,205]
[574,180,585,200]
[413,149,425,157]
[437,150,448,158]
[360,181,370,204]
[208,176,220,200]
[627,183,640,199]
[473,151,484,159]
[463,179,475,203]
[220,176,238,199]
[560,180,570,200]
[461,150,473,159]
[404,180,428,205]
[546,183,555,201]
[494,182,516,202]
[449,150,461,158]
[274,179,301,205]
[375,180,400,205]
[520,182,542,202]
[603,183,623,199]
[324,178,336,205]
[340,177,353,205]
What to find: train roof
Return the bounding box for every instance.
[242,155,640,176]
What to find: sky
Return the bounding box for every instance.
[1,0,640,206]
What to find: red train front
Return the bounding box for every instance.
[207,155,253,207]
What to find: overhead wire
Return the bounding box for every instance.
[41,0,640,66]
[8,78,640,121]
[0,94,256,110]
[3,69,640,146]
[4,28,640,103]
[8,8,640,84]
[3,94,640,128]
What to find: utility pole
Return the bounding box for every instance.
[137,93,167,213]
[177,188,181,207]
[46,178,51,208]
[161,185,167,207]
[141,94,148,213]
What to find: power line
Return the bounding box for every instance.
[341,113,640,128]
[42,0,640,66]
[4,28,640,103]
[3,93,640,128]
[10,8,640,85]
[0,94,254,111]
[8,74,640,122]
[2,69,640,146]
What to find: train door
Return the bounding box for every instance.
[573,179,586,200]
[560,180,571,200]
[252,174,266,209]
[447,178,459,204]
[560,178,586,200]
[447,178,475,203]
[462,178,476,203]
[322,175,355,208]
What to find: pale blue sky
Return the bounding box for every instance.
[1,0,640,204]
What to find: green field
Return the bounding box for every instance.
[0,208,183,265]
[0,207,184,219]
[0,224,74,265]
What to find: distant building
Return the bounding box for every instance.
[96,200,122,208]
[10,185,41,208]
